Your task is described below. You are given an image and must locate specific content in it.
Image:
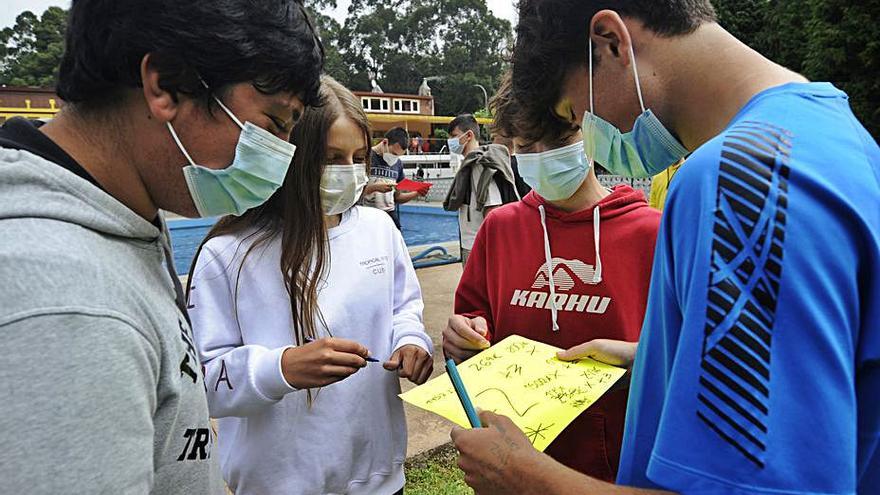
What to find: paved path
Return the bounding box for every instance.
[404,263,463,457]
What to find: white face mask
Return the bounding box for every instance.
[320,164,368,215]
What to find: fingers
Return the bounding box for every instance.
[325,337,369,359]
[444,317,490,351]
[471,317,489,337]
[556,341,595,361]
[324,349,367,368]
[556,339,637,367]
[414,358,433,384]
[383,348,401,371]
[400,348,416,379]
[477,410,502,428]
[442,340,477,364]
[450,425,466,444]
[319,365,361,379]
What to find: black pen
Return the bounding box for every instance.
[303,337,379,362]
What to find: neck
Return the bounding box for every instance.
[547,170,608,213]
[659,23,808,151]
[40,108,158,220]
[462,140,480,156]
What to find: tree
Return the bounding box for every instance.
[714,0,879,137]
[334,0,512,115]
[802,0,880,137]
[0,7,67,87]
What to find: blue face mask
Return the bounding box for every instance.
[447,134,465,155]
[168,86,296,218]
[581,37,688,178]
[515,140,592,201]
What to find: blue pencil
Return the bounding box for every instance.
[445,358,482,428]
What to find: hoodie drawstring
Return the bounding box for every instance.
[593,205,602,283]
[537,203,603,333]
[538,205,560,332]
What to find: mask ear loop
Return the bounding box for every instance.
[586,36,597,170]
[200,78,245,130]
[627,40,646,113]
[166,122,197,166]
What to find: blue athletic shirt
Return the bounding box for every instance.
[618,83,880,494]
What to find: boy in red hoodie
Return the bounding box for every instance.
[443,77,660,482]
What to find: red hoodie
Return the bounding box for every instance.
[455,185,660,481]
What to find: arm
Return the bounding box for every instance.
[189,245,368,418]
[451,411,676,495]
[0,313,159,492]
[189,245,299,417]
[394,160,425,204]
[383,229,434,384]
[394,189,422,204]
[443,222,493,362]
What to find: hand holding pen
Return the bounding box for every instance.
[280,337,371,389]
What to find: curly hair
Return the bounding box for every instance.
[510,0,716,146]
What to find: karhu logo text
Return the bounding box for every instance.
[510,290,610,314]
[511,258,610,314]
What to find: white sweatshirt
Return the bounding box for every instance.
[188,206,433,495]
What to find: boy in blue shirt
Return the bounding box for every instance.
[450,1,880,494]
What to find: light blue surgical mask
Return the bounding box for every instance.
[168,88,296,218]
[581,37,688,178]
[447,135,464,155]
[515,140,592,201]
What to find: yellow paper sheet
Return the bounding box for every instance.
[400,335,627,451]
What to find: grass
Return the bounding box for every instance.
[405,443,473,495]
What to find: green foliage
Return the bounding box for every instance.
[714,0,879,137]
[331,0,512,116]
[0,7,67,87]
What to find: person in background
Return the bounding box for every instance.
[493,134,531,197]
[0,0,323,492]
[362,127,424,229]
[442,114,520,265]
[188,76,432,495]
[648,159,685,210]
[451,0,880,493]
[490,73,532,198]
[443,75,660,480]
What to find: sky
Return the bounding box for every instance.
[1,0,517,30]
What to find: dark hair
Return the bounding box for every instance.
[385,127,409,148]
[448,114,480,136]
[57,0,324,110]
[510,0,716,145]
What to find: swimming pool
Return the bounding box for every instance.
[168,204,460,275]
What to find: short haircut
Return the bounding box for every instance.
[448,114,480,136]
[491,70,576,149]
[510,0,716,145]
[385,127,409,148]
[57,0,324,111]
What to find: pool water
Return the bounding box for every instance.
[168,205,459,275]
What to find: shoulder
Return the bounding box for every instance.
[483,200,530,228]
[352,205,397,230]
[197,228,277,278]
